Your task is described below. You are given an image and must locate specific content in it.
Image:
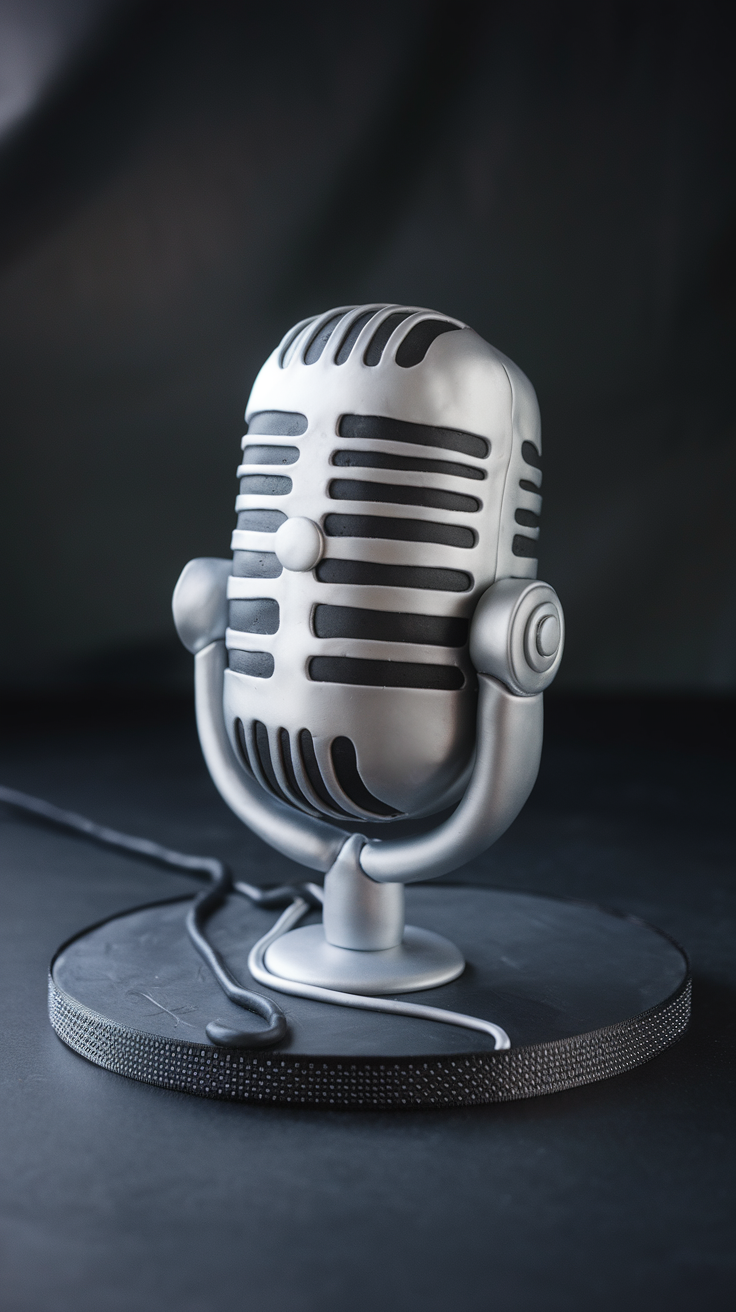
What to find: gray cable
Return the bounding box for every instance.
[0,783,510,1052]
[0,784,293,1048]
[247,893,510,1050]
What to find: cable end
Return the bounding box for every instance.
[205,1017,288,1048]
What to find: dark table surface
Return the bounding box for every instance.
[1,695,734,1312]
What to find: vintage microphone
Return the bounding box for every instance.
[173,304,564,997]
[27,303,689,1107]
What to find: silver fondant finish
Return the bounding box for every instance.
[263,923,466,994]
[174,304,565,988]
[248,895,502,1041]
[195,640,347,872]
[224,304,545,821]
[359,675,543,884]
[172,557,231,654]
[191,622,543,887]
[321,833,404,949]
[469,578,564,695]
[274,516,324,572]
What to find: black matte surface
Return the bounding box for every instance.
[247,412,308,437]
[338,414,490,459]
[1,698,734,1309]
[226,650,274,679]
[238,473,293,496]
[363,311,412,365]
[328,477,480,513]
[241,445,300,466]
[313,604,468,647]
[308,655,464,691]
[323,513,476,548]
[331,449,484,480]
[303,313,345,365]
[315,558,471,592]
[2,5,734,698]
[395,319,461,367]
[231,550,282,579]
[53,889,687,1056]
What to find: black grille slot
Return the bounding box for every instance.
[331,737,400,817]
[298,729,352,817]
[515,508,540,529]
[521,440,542,469]
[339,414,488,460]
[310,656,463,691]
[396,320,460,367]
[236,509,287,532]
[332,449,484,481]
[324,513,474,548]
[239,475,292,496]
[253,721,288,800]
[242,445,299,466]
[279,319,316,367]
[335,310,375,364]
[247,411,307,436]
[304,314,345,364]
[228,650,275,677]
[512,535,539,559]
[234,719,253,775]
[314,604,468,647]
[364,312,412,365]
[229,599,280,634]
[519,478,542,494]
[316,559,471,591]
[232,551,282,578]
[278,729,314,812]
[329,479,479,514]
[317,558,469,590]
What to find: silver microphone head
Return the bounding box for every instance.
[223,304,543,823]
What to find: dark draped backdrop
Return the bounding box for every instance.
[1,0,734,697]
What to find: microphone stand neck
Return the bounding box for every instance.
[322,834,404,950]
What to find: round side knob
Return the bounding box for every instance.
[470,579,565,695]
[172,557,231,653]
[274,518,324,572]
[524,602,562,674]
[536,613,561,656]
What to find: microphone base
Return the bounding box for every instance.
[263,924,465,994]
[48,886,691,1110]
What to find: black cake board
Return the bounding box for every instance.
[49,886,690,1110]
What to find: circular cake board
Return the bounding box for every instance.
[49,886,690,1110]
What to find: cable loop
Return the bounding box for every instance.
[1,784,510,1051]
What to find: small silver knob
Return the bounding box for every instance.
[536,613,561,657]
[470,579,564,695]
[274,517,324,572]
[524,602,562,674]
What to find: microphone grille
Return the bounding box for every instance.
[224,304,542,820]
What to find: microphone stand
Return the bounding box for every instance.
[30,562,689,1107]
[184,562,560,995]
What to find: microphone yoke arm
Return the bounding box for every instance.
[174,558,348,873]
[196,640,348,873]
[362,576,563,883]
[174,560,564,884]
[360,677,542,883]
